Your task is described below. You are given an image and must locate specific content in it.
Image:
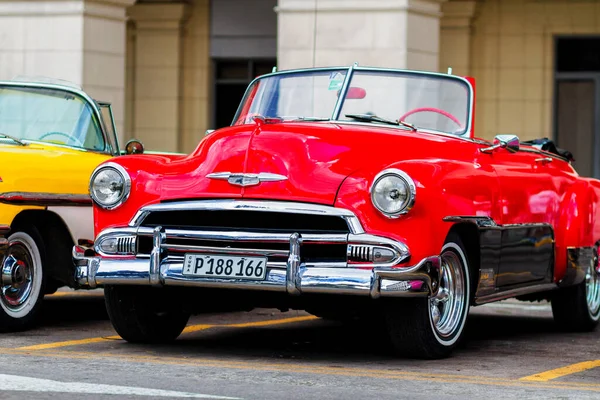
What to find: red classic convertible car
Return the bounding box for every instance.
[73,65,600,359]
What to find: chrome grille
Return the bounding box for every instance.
[138,209,350,234]
[124,200,407,269]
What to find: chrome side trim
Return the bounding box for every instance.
[474,283,558,305]
[560,246,595,287]
[442,216,498,227]
[129,199,365,235]
[0,192,91,207]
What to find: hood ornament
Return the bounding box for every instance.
[206,172,287,187]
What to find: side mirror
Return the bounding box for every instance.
[125,139,144,155]
[480,134,520,154]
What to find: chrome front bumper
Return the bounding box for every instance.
[73,228,441,299]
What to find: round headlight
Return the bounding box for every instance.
[89,163,131,210]
[371,169,415,218]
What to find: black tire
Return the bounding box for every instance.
[384,232,471,359]
[0,226,46,332]
[551,248,600,331]
[104,285,190,343]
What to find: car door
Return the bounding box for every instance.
[479,144,556,288]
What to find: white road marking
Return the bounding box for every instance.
[0,374,241,399]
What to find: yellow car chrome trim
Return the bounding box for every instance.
[0,192,92,207]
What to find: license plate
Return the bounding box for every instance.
[182,254,267,280]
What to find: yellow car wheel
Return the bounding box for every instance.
[0,228,45,332]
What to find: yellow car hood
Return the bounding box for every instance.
[0,142,112,196]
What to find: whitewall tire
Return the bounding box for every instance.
[0,230,45,331]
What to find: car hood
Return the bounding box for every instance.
[159,121,464,206]
[0,142,111,196]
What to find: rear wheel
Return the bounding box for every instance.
[105,285,190,343]
[384,233,471,359]
[551,244,600,331]
[0,229,45,332]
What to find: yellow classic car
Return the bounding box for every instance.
[0,77,146,332]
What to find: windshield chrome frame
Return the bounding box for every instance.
[0,81,120,155]
[232,65,474,138]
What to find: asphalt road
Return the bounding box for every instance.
[1,289,599,399]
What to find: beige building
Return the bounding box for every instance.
[0,0,598,175]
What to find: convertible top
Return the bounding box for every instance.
[522,138,575,162]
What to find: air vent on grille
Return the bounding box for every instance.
[116,236,136,254]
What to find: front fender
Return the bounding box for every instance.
[334,159,500,264]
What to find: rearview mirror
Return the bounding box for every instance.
[346,87,366,99]
[337,87,367,100]
[493,134,520,152]
[480,134,520,154]
[125,139,144,155]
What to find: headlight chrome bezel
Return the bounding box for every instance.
[89,162,131,210]
[370,168,416,218]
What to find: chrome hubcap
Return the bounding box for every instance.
[585,251,600,316]
[430,250,466,338]
[1,242,34,311]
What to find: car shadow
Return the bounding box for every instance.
[35,295,586,362]
[145,311,570,363]
[40,293,109,327]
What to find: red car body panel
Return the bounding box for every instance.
[93,116,600,286]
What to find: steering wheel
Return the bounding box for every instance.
[38,131,85,147]
[399,107,463,128]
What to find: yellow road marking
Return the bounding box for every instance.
[17,336,121,351]
[15,315,318,351]
[226,315,318,328]
[4,347,600,393]
[519,360,600,382]
[182,324,213,334]
[46,291,103,298]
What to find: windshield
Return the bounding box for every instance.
[0,85,107,151]
[233,67,471,135]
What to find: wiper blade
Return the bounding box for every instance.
[0,133,26,146]
[345,113,417,131]
[290,117,330,122]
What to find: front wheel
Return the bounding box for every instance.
[0,230,45,332]
[551,245,600,331]
[384,233,471,359]
[104,285,190,343]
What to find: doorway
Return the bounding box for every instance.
[213,59,277,129]
[554,37,600,178]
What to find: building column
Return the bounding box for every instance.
[0,0,134,143]
[127,2,189,152]
[439,1,479,76]
[276,0,446,71]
